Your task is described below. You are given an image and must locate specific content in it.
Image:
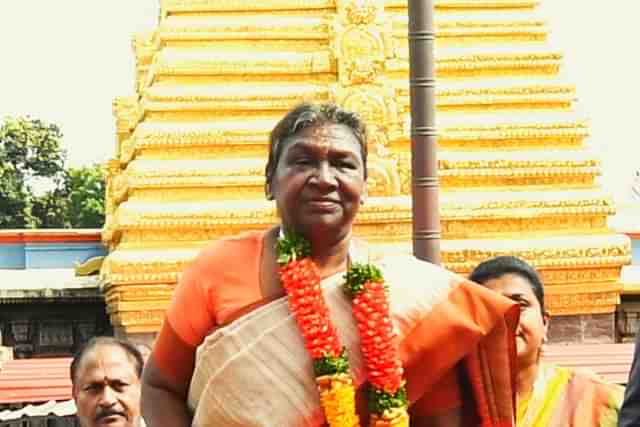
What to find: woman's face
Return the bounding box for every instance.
[270,122,366,241]
[482,273,549,367]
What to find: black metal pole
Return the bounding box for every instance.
[408,0,441,264]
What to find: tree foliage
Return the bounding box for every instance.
[0,117,66,228]
[65,164,106,228]
[0,116,105,229]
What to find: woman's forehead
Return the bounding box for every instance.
[485,273,537,297]
[283,123,361,153]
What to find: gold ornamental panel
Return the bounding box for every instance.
[113,214,610,250]
[104,284,175,303]
[540,268,624,286]
[151,49,335,79]
[108,300,173,314]
[545,290,620,316]
[103,0,631,332]
[160,0,337,15]
[111,309,166,327]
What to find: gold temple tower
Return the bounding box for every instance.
[102,0,632,341]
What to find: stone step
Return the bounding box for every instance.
[424,109,589,150]
[142,82,331,113]
[159,0,539,15]
[161,0,334,14]
[425,0,540,11]
[117,109,589,163]
[147,44,562,85]
[156,11,548,47]
[102,232,630,318]
[112,149,601,203]
[135,78,575,130]
[110,189,614,247]
[103,233,630,285]
[139,4,548,89]
[378,233,631,316]
[158,15,330,43]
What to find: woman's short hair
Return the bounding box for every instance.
[264,102,368,199]
[469,255,545,313]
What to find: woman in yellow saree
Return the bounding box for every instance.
[469,256,624,427]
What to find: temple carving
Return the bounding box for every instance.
[102,0,632,338]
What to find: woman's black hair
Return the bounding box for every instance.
[469,255,545,313]
[264,102,368,199]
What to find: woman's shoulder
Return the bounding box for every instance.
[188,230,265,275]
[373,252,469,286]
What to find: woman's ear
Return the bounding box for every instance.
[360,185,368,205]
[542,310,551,341]
[265,182,274,201]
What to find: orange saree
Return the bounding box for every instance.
[152,232,519,426]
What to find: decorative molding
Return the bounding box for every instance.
[160,0,336,14]
[102,0,629,336]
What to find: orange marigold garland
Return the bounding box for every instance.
[277,232,359,427]
[278,232,408,427]
[344,264,409,427]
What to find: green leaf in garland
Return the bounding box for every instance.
[343,262,384,299]
[276,231,311,265]
[366,384,408,415]
[313,348,350,377]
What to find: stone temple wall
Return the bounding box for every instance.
[101,0,631,342]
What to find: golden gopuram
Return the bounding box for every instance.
[101,0,632,342]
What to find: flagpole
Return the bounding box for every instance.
[408,0,441,264]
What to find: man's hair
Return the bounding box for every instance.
[70,336,144,385]
[469,255,545,314]
[264,102,368,199]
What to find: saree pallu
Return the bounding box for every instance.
[187,255,519,427]
[518,363,624,427]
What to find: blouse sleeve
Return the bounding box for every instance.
[165,258,216,348]
[150,233,263,382]
[166,260,215,347]
[151,248,219,382]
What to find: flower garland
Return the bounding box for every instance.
[344,264,409,427]
[277,232,408,427]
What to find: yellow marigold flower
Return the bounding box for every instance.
[369,407,409,427]
[317,374,360,427]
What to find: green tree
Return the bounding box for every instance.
[0,117,105,229]
[29,164,106,228]
[0,116,66,228]
[65,164,106,228]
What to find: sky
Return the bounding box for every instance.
[0,1,638,203]
[0,1,158,165]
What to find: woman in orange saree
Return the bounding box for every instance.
[140,103,519,427]
[470,256,623,427]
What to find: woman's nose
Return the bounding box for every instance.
[312,163,337,188]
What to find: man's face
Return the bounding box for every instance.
[72,344,141,427]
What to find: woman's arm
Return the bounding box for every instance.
[141,324,196,427]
